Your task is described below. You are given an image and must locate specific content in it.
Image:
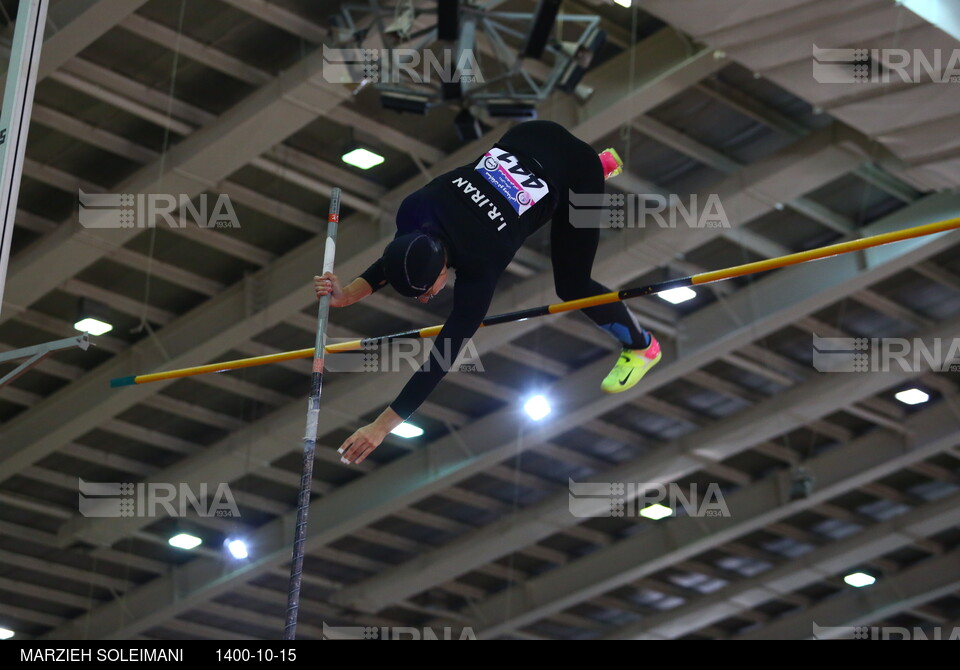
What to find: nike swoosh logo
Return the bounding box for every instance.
[619,370,633,386]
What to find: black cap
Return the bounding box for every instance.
[382,233,446,297]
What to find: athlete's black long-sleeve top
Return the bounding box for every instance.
[359,121,603,420]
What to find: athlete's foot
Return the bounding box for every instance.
[599,148,623,180]
[601,336,661,393]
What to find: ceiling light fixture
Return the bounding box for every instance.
[894,388,929,405]
[390,422,424,438]
[341,148,385,170]
[658,286,697,304]
[168,533,202,550]
[639,503,673,520]
[843,572,876,588]
[74,298,113,336]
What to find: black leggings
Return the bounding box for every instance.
[501,121,650,350]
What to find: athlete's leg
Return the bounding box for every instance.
[549,139,661,393]
[550,150,650,350]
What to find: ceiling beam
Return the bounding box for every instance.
[465,392,960,638]
[608,485,960,637]
[334,302,960,615]
[736,547,960,639]
[0,0,148,89]
[633,115,855,235]
[1,44,352,324]
[694,78,919,202]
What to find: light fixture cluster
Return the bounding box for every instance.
[328,0,607,137]
[167,532,251,562]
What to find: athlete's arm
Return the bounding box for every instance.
[338,270,498,464]
[313,247,392,308]
[391,273,495,418]
[313,273,373,307]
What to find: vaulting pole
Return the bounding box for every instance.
[110,215,960,388]
[0,0,48,313]
[282,188,340,640]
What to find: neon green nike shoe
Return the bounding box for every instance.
[601,336,662,393]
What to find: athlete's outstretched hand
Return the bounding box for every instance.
[338,407,404,465]
[314,272,346,307]
[338,423,386,465]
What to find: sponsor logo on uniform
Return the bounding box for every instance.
[474,147,550,217]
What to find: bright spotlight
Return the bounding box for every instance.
[524,395,551,420]
[227,539,248,559]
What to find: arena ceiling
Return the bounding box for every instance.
[0,0,958,640]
